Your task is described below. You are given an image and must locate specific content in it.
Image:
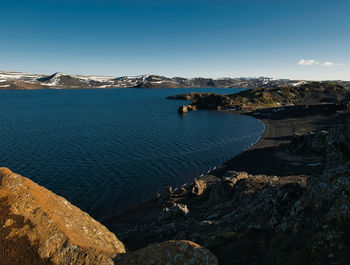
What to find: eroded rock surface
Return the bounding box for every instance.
[0,167,125,265]
[191,179,207,196]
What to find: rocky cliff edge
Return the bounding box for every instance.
[0,167,218,265]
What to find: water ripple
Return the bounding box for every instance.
[0,88,264,221]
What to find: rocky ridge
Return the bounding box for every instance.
[168,82,350,113]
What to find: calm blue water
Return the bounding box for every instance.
[0,88,264,221]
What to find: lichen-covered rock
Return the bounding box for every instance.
[266,122,350,265]
[0,167,125,265]
[115,240,218,265]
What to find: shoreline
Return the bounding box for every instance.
[211,104,347,177]
[104,102,350,247]
[199,112,265,177]
[171,103,337,189]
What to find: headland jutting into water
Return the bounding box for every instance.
[105,82,350,265]
[1,81,350,264]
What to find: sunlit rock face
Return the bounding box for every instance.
[0,167,125,265]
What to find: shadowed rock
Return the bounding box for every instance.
[115,240,218,265]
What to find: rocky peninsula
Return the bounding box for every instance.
[106,82,350,265]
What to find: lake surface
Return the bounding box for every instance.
[0,88,264,221]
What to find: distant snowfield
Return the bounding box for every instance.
[0,71,43,80]
[68,74,115,82]
[0,71,114,82]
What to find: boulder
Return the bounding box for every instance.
[191,179,207,196]
[115,240,218,265]
[187,104,197,111]
[178,104,197,114]
[178,105,188,114]
[159,202,190,222]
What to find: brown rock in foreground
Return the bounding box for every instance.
[115,240,218,264]
[0,167,125,265]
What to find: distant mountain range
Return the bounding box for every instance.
[0,70,349,90]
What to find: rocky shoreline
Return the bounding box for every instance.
[105,82,350,265]
[0,168,218,265]
[106,107,350,264]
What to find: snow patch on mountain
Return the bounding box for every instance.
[0,71,43,81]
[0,70,325,90]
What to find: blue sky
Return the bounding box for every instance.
[1,0,349,80]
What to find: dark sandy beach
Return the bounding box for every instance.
[104,104,350,264]
[213,104,349,177]
[105,103,350,236]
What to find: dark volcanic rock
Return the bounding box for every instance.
[115,240,218,265]
[168,82,350,112]
[108,115,350,265]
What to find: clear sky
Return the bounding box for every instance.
[1,0,349,80]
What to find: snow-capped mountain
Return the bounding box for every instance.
[0,70,349,90]
[36,73,115,88]
[0,71,43,81]
[0,71,118,89]
[0,71,47,90]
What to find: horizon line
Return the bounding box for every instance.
[0,69,349,82]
